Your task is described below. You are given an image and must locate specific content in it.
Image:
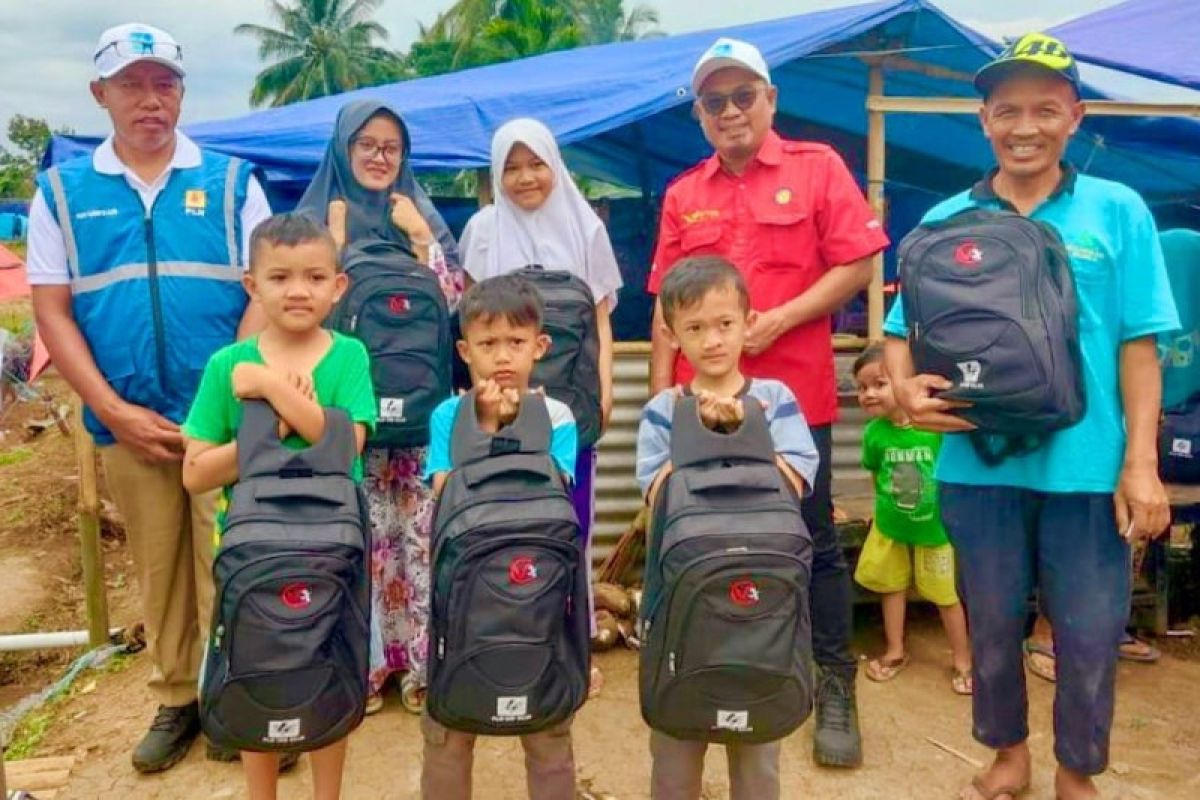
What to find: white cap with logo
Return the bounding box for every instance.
[94,23,185,80]
[691,37,771,95]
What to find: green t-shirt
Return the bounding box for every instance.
[183,331,377,486]
[862,417,947,547]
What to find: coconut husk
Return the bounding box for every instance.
[591,610,620,651]
[593,582,633,618]
[596,507,647,586]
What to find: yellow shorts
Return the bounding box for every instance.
[854,524,959,607]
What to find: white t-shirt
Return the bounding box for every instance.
[26,132,271,285]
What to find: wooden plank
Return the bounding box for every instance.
[73,394,109,648]
[865,63,886,341]
[4,769,72,791]
[2,756,77,776]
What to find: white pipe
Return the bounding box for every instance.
[0,628,121,653]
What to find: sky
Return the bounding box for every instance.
[0,0,1190,149]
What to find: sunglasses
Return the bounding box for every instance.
[697,84,765,116]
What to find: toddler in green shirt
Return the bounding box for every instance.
[852,345,973,696]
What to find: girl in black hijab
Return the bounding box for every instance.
[299,99,462,716]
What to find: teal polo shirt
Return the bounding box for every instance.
[1158,229,1200,409]
[884,166,1180,493]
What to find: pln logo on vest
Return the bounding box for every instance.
[729,578,760,608]
[509,556,538,586]
[184,189,207,217]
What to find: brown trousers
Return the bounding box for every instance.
[650,730,781,800]
[100,444,217,707]
[420,714,576,799]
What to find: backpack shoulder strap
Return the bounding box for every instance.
[237,400,357,480]
[668,395,775,469]
[450,390,553,466]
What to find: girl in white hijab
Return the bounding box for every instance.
[460,118,622,431]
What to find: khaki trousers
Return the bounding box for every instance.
[100,444,217,707]
[420,714,576,799]
[650,730,780,800]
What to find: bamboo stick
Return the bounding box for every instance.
[72,395,109,649]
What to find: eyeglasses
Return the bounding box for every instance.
[95,39,184,64]
[351,138,403,163]
[697,85,764,116]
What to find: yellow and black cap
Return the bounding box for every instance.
[974,33,1080,97]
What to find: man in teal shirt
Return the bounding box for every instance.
[883,34,1178,800]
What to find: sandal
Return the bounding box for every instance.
[1118,632,1161,663]
[399,672,426,715]
[1022,638,1056,683]
[865,654,909,682]
[588,665,605,699]
[365,690,384,716]
[951,668,974,696]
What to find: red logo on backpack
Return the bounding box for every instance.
[954,240,984,267]
[509,557,538,586]
[388,294,410,314]
[729,578,760,607]
[280,582,313,610]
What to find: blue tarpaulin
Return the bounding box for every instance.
[46,0,1200,205]
[1050,0,1200,92]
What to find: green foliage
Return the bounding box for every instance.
[236,0,406,107]
[405,0,663,77]
[0,115,73,199]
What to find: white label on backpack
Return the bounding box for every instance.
[956,360,984,389]
[264,718,304,744]
[379,397,406,423]
[716,710,751,732]
[493,696,531,723]
[1172,437,1193,458]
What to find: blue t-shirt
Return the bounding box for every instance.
[423,393,578,482]
[884,168,1180,493]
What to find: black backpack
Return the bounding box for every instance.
[200,401,371,753]
[1160,392,1200,484]
[329,240,452,448]
[427,391,590,735]
[639,396,812,744]
[519,266,603,448]
[898,209,1086,463]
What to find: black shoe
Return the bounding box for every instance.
[131,702,200,773]
[206,741,300,772]
[813,667,863,768]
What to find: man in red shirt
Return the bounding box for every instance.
[648,37,889,768]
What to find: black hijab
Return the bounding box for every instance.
[296,99,460,266]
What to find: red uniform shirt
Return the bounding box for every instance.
[648,131,889,426]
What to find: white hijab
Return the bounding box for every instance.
[462,118,622,305]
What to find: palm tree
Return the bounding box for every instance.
[573,0,662,44]
[236,0,405,107]
[473,0,583,64]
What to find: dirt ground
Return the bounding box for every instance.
[0,612,1188,800]
[2,369,1199,798]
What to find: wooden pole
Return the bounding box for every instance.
[866,62,887,342]
[476,167,492,207]
[72,396,109,649]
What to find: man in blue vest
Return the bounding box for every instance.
[27,23,271,773]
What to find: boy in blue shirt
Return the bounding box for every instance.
[883,34,1178,800]
[637,256,818,800]
[421,273,577,800]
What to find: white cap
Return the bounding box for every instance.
[94,23,185,80]
[691,37,770,95]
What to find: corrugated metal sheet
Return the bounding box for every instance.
[592,345,870,567]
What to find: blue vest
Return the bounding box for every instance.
[37,150,255,444]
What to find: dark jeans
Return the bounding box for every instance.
[803,425,856,674]
[939,484,1130,775]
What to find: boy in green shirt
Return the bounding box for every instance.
[852,345,972,696]
[182,212,376,800]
